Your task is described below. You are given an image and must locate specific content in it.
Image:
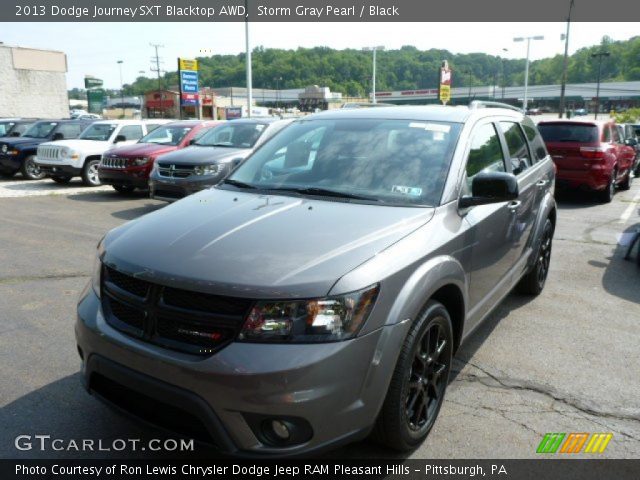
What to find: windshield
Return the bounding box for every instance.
[0,122,16,136]
[196,122,267,148]
[23,122,58,139]
[139,125,193,145]
[538,123,599,143]
[79,123,117,141]
[224,118,462,207]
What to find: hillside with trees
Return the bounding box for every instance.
[109,35,640,98]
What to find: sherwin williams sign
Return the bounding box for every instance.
[178,58,199,106]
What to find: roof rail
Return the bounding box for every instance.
[469,100,524,113]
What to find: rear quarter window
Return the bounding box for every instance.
[522,119,548,163]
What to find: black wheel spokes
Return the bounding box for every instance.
[405,322,449,431]
[537,228,552,285]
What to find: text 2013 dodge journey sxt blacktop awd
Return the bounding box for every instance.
[76,104,556,456]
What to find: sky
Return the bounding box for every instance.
[0,22,638,89]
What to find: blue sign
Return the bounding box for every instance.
[180,70,199,93]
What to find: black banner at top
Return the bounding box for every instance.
[5,0,640,22]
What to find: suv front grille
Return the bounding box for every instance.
[102,266,253,356]
[158,163,195,178]
[101,156,130,169]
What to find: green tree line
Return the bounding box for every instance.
[74,35,640,98]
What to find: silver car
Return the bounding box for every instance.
[149,118,293,202]
[76,102,556,456]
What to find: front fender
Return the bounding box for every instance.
[383,255,467,329]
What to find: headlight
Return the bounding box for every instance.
[60,147,70,158]
[193,164,221,176]
[238,284,379,343]
[134,157,150,166]
[91,239,105,298]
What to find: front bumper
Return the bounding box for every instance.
[98,168,150,188]
[38,163,82,177]
[149,173,223,202]
[0,153,21,172]
[75,288,409,456]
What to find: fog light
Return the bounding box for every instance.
[271,420,290,441]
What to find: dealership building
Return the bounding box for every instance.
[0,44,69,118]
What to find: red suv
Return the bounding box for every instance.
[537,120,636,202]
[98,120,222,193]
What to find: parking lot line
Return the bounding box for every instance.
[618,188,640,224]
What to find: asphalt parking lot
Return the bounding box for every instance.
[1,176,639,459]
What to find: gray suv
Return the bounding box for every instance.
[76,103,556,456]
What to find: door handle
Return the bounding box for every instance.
[507,200,521,212]
[536,180,548,187]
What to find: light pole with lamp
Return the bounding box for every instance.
[513,35,544,111]
[501,48,508,100]
[592,50,610,120]
[363,46,384,104]
[117,60,125,118]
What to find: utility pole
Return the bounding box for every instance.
[558,0,575,118]
[501,48,508,100]
[150,43,165,118]
[592,50,610,120]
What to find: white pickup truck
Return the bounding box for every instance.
[36,120,169,186]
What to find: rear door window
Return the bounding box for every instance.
[521,119,548,163]
[500,121,532,175]
[56,123,83,139]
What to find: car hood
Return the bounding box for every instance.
[0,136,44,148]
[103,188,434,298]
[104,142,178,158]
[156,145,251,165]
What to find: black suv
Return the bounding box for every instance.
[0,119,96,180]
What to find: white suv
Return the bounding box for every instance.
[36,120,168,186]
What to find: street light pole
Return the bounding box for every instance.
[592,51,610,120]
[245,0,252,117]
[501,48,508,100]
[363,46,384,104]
[513,35,544,111]
[468,69,473,101]
[559,0,575,118]
[117,60,124,118]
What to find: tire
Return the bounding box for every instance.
[21,155,45,180]
[372,300,453,451]
[0,170,16,179]
[112,185,135,194]
[517,218,553,295]
[598,170,616,203]
[50,175,72,184]
[81,159,101,186]
[619,168,632,191]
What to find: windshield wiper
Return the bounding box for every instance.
[267,186,380,201]
[222,179,257,189]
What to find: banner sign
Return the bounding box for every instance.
[177,58,199,107]
[438,60,452,105]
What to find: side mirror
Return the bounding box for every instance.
[459,172,519,209]
[231,158,243,168]
[625,138,637,147]
[9,131,20,137]
[113,134,126,143]
[189,138,197,145]
[52,132,64,141]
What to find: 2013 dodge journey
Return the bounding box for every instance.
[76,103,556,456]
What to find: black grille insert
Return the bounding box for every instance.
[102,267,251,356]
